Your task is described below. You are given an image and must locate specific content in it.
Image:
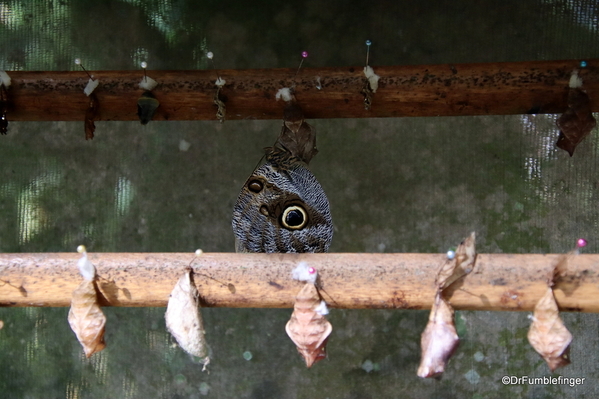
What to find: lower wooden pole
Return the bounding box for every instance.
[0,253,597,312]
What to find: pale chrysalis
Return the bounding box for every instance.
[417,292,459,378]
[165,268,210,370]
[68,245,106,358]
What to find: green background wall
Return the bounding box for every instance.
[1,1,598,397]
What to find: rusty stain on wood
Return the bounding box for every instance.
[1,252,599,312]
[3,59,598,122]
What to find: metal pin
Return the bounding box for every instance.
[74,58,93,79]
[294,51,308,78]
[365,40,372,66]
[141,61,148,82]
[206,51,221,81]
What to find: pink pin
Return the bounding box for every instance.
[308,267,316,274]
[295,51,309,78]
[577,238,587,248]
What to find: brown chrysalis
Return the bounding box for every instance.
[285,282,332,368]
[84,93,99,140]
[556,71,597,156]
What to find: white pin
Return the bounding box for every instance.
[75,59,99,96]
[76,245,96,281]
[139,61,158,91]
[207,51,226,87]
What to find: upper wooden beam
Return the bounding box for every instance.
[1,252,598,312]
[4,59,598,122]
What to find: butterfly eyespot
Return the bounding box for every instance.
[281,205,308,230]
[248,180,263,193]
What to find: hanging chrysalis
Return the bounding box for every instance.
[285,263,332,367]
[527,239,584,371]
[75,59,100,140]
[207,52,227,123]
[0,71,11,135]
[361,40,379,110]
[67,245,107,357]
[556,68,597,156]
[165,249,210,370]
[85,94,99,140]
[418,232,477,378]
[270,51,318,165]
[527,287,572,371]
[418,292,459,378]
[137,62,160,125]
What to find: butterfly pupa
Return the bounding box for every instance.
[67,245,106,358]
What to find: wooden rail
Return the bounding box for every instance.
[3,59,598,122]
[1,253,597,312]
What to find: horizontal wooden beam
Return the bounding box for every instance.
[1,253,597,312]
[3,59,597,122]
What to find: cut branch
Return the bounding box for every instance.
[1,253,598,312]
[6,59,598,122]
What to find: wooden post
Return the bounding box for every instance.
[4,59,598,122]
[1,252,597,312]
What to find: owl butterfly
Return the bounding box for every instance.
[232,101,333,253]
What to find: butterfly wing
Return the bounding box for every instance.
[232,161,333,253]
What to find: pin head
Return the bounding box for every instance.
[577,238,587,248]
[74,58,81,65]
[446,250,456,260]
[580,60,587,68]
[140,61,147,69]
[366,40,372,46]
[207,52,214,59]
[301,51,308,58]
[308,267,316,274]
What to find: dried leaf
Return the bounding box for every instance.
[435,232,476,290]
[84,93,99,140]
[275,102,318,165]
[556,88,597,156]
[68,280,106,358]
[285,283,332,368]
[417,292,459,378]
[283,101,305,133]
[137,91,160,125]
[165,269,210,369]
[361,79,373,110]
[528,287,572,371]
[213,87,226,123]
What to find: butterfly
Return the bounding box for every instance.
[232,101,333,253]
